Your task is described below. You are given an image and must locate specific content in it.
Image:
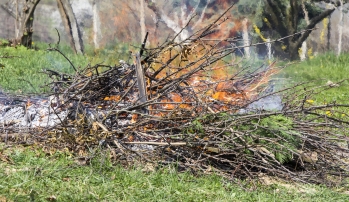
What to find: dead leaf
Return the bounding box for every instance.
[128,135,134,142]
[298,150,318,164]
[91,122,99,131]
[141,163,155,172]
[46,195,57,201]
[111,175,116,180]
[204,166,212,173]
[326,80,339,87]
[109,149,117,161]
[0,195,7,202]
[206,147,220,153]
[74,157,90,166]
[0,153,14,164]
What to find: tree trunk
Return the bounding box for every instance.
[15,0,20,38]
[289,43,301,61]
[140,0,146,41]
[337,0,343,56]
[242,18,250,59]
[93,0,101,49]
[327,12,331,51]
[56,0,84,54]
[146,0,210,42]
[19,0,41,47]
[263,0,335,60]
[299,0,310,61]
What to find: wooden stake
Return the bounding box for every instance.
[135,53,147,112]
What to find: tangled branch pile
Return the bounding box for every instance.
[2,7,349,185]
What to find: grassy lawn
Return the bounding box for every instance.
[0,144,348,201]
[0,45,87,94]
[0,42,131,95]
[280,52,349,104]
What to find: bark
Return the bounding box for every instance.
[56,0,84,54]
[15,0,19,38]
[263,0,335,60]
[93,0,101,49]
[242,18,250,59]
[19,0,41,47]
[327,11,331,51]
[140,0,146,41]
[337,0,343,56]
[300,0,310,61]
[146,0,210,42]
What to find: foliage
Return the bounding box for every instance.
[257,115,299,163]
[238,115,298,164]
[186,113,228,134]
[237,0,335,60]
[236,0,264,21]
[185,112,300,164]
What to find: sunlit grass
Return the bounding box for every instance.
[0,41,132,95]
[280,52,349,104]
[0,45,88,94]
[0,144,348,201]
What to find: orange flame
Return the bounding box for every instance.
[26,99,32,108]
[146,42,278,115]
[104,95,121,102]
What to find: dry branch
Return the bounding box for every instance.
[1,5,349,186]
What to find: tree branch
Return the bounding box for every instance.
[263,0,288,37]
[289,0,299,35]
[295,8,335,49]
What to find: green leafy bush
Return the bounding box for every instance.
[257,115,300,163]
[185,113,300,164]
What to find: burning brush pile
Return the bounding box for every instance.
[2,13,349,185]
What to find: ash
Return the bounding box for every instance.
[243,95,283,112]
[0,96,67,128]
[239,83,283,114]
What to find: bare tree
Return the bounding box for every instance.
[1,0,41,47]
[15,0,19,38]
[147,0,211,42]
[299,0,310,61]
[139,0,146,41]
[93,0,101,49]
[337,0,343,56]
[262,0,335,60]
[56,0,84,54]
[18,0,42,47]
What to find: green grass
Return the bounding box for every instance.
[280,52,349,104]
[0,45,88,94]
[0,144,348,201]
[0,42,132,95]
